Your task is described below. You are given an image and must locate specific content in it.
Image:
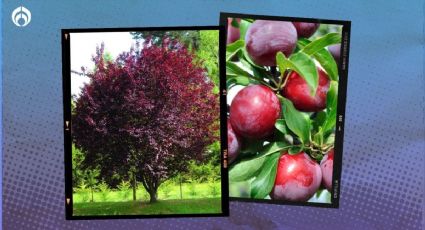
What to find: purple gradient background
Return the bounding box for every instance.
[2,0,424,229]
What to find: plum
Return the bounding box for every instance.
[328,44,341,66]
[320,148,334,191]
[245,20,297,66]
[227,120,241,163]
[229,85,281,139]
[227,18,241,44]
[292,22,319,38]
[282,68,330,112]
[270,152,322,202]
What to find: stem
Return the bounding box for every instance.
[278,71,291,90]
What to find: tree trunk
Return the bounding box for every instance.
[140,174,159,203]
[132,172,137,201]
[91,188,94,202]
[179,176,183,199]
[148,190,157,203]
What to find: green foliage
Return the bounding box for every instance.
[72,144,85,189]
[250,152,281,199]
[195,30,220,92]
[208,179,220,197]
[184,160,220,183]
[97,181,110,202]
[85,169,100,202]
[73,181,221,203]
[204,141,221,166]
[75,181,90,203]
[131,31,200,50]
[117,180,131,201]
[279,96,311,144]
[226,40,244,61]
[188,181,197,197]
[297,38,338,81]
[229,142,290,182]
[160,181,173,199]
[103,52,113,63]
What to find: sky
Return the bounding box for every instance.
[70,32,136,97]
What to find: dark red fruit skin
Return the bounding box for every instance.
[292,22,319,38]
[282,68,330,112]
[227,120,241,163]
[320,148,334,191]
[270,152,322,202]
[328,44,341,66]
[245,20,297,66]
[227,18,241,44]
[229,85,281,139]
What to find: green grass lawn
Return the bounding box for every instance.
[73,182,222,215]
[73,198,222,216]
[73,182,221,203]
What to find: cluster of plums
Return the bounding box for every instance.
[227,19,338,202]
[227,18,341,68]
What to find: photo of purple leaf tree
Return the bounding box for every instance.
[69,29,222,216]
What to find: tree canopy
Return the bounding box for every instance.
[72,38,219,202]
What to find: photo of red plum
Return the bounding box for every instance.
[282,68,330,112]
[229,85,281,139]
[321,148,334,191]
[228,120,241,163]
[292,22,319,38]
[245,20,297,66]
[227,18,241,44]
[270,152,322,202]
[226,14,345,206]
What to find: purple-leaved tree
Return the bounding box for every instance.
[72,39,219,203]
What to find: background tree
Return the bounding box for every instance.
[85,169,100,202]
[72,39,219,203]
[72,144,85,189]
[130,31,200,50]
[195,30,220,92]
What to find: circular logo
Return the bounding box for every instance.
[11,6,31,27]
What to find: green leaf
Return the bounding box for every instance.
[226,61,254,79]
[301,33,341,56]
[312,111,327,131]
[239,19,252,40]
[279,96,311,144]
[239,58,270,81]
[241,44,265,70]
[322,81,338,134]
[276,52,288,73]
[314,49,338,81]
[258,142,290,157]
[230,142,289,182]
[241,141,290,158]
[231,18,240,28]
[308,189,331,203]
[275,119,288,134]
[297,38,338,81]
[325,133,335,145]
[250,152,281,199]
[289,52,319,96]
[226,40,244,61]
[229,156,266,182]
[313,128,324,146]
[288,145,303,155]
[226,76,251,87]
[240,139,264,155]
[326,81,338,110]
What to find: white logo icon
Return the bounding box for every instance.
[11,6,31,27]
